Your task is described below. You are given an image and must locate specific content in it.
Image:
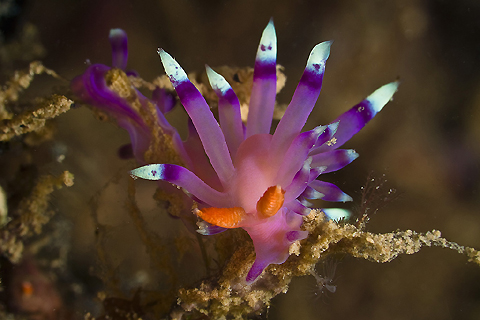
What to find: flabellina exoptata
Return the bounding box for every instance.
[72,21,398,283]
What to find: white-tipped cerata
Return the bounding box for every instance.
[306,40,332,73]
[366,81,400,113]
[323,208,352,222]
[158,49,188,86]
[206,65,231,95]
[256,19,277,63]
[130,164,165,180]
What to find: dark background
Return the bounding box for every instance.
[6,0,480,319]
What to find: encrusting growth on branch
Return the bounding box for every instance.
[174,210,480,318]
[0,171,74,263]
[0,94,73,141]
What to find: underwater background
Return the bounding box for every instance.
[1,0,480,319]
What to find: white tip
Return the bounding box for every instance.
[206,65,231,95]
[305,156,313,167]
[309,188,324,200]
[327,121,340,135]
[130,164,164,180]
[109,28,126,38]
[313,124,328,136]
[157,48,188,85]
[310,125,328,142]
[306,41,332,72]
[323,208,352,222]
[256,20,277,62]
[316,165,327,174]
[366,81,400,113]
[347,149,359,160]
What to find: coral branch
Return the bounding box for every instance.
[0,171,74,263]
[0,61,64,120]
[173,209,480,319]
[0,94,72,141]
[88,172,124,297]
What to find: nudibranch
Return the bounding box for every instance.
[130,20,399,283]
[70,29,181,165]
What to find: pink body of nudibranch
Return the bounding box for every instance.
[130,20,399,283]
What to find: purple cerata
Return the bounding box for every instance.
[72,21,398,283]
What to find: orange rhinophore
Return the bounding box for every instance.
[195,207,246,228]
[256,185,285,218]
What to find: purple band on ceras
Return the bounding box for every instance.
[159,49,235,187]
[246,19,277,138]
